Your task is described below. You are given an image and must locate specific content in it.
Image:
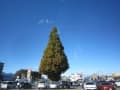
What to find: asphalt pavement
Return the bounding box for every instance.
[4,87,120,90]
[3,86,81,90]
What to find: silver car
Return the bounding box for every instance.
[37,81,49,89]
[1,81,16,89]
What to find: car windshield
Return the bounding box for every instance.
[49,81,58,84]
[2,82,8,84]
[109,81,115,83]
[97,81,106,84]
[86,82,95,85]
[39,81,45,83]
[116,80,120,82]
[8,82,13,84]
[101,82,112,85]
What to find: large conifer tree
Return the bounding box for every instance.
[39,27,69,81]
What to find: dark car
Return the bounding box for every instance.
[109,80,116,85]
[97,81,116,90]
[17,82,32,89]
[59,81,71,88]
[22,82,32,89]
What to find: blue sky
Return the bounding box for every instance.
[0,0,120,75]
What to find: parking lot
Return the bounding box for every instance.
[3,86,80,90]
[6,87,120,90]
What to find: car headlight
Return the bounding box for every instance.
[109,88,112,90]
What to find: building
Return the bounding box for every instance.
[69,73,83,82]
[14,69,41,82]
[112,72,120,80]
[0,62,4,73]
[91,73,98,80]
[107,75,113,81]
[0,62,4,80]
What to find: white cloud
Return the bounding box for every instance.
[38,18,53,24]
[38,19,44,24]
[46,19,49,23]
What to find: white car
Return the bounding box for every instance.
[1,81,16,89]
[115,80,120,87]
[49,81,60,88]
[83,82,97,90]
[37,81,48,89]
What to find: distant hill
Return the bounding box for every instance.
[2,72,14,81]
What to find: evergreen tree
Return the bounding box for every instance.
[39,27,69,81]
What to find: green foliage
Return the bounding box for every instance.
[39,27,69,81]
[31,71,41,81]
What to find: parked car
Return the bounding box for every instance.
[49,81,60,89]
[77,79,83,86]
[97,81,116,90]
[16,81,32,89]
[96,80,107,86]
[79,81,83,86]
[109,80,115,84]
[37,81,49,89]
[0,81,1,89]
[31,81,38,89]
[1,81,17,89]
[59,80,71,88]
[115,80,120,87]
[21,82,32,89]
[71,81,80,86]
[83,81,97,90]
[16,81,24,89]
[108,80,116,86]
